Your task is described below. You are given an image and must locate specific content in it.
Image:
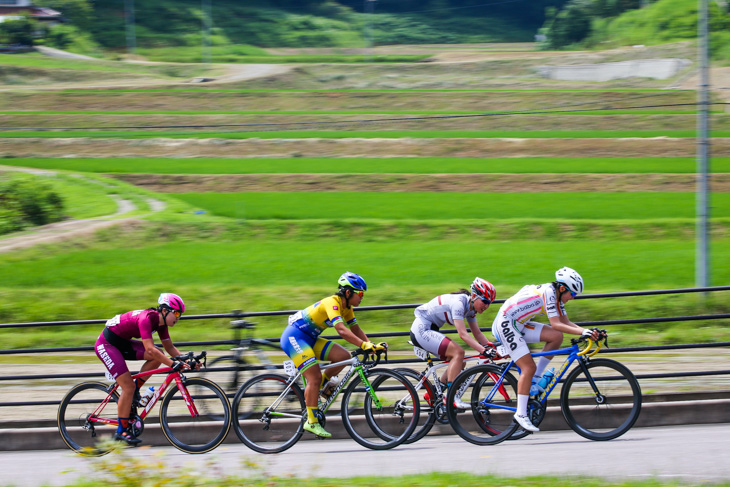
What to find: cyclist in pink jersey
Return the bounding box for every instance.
[491,267,600,433]
[94,292,192,445]
[410,277,496,409]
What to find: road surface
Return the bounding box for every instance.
[1,424,728,486]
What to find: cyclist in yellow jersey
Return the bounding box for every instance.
[280,272,385,438]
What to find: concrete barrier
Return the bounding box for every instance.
[2,392,729,452]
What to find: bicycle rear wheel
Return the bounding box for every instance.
[231,373,306,454]
[447,364,520,446]
[159,377,231,454]
[340,369,419,450]
[57,381,119,456]
[561,358,642,441]
[394,367,437,443]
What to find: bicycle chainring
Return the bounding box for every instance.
[527,399,545,427]
[129,415,144,437]
[434,401,449,424]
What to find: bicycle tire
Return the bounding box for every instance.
[231,373,306,454]
[393,367,437,443]
[158,377,231,454]
[560,358,642,441]
[446,364,520,446]
[57,381,120,456]
[340,368,420,450]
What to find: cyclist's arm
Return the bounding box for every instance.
[548,315,585,335]
[467,319,490,348]
[142,338,176,367]
[454,319,487,352]
[334,321,369,347]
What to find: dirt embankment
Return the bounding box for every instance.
[2,137,728,159]
[117,173,730,193]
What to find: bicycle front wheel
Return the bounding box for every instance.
[231,373,306,454]
[340,369,420,450]
[560,358,642,441]
[447,364,520,446]
[394,367,437,443]
[159,377,231,454]
[57,381,119,456]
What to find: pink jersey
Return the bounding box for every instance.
[499,283,566,323]
[104,308,170,341]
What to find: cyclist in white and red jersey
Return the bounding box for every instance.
[491,267,599,433]
[94,293,193,445]
[410,277,496,409]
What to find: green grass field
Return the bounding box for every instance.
[6,157,730,174]
[169,192,730,220]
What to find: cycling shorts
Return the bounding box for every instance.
[410,317,454,361]
[490,314,545,361]
[280,325,335,372]
[95,329,146,380]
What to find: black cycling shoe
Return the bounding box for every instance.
[113,430,142,446]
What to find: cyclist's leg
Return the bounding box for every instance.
[281,328,330,437]
[95,335,140,444]
[493,316,538,432]
[532,322,560,377]
[411,320,451,385]
[316,339,349,379]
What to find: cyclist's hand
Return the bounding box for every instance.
[376,342,388,351]
[581,328,599,340]
[360,341,377,353]
[171,360,185,372]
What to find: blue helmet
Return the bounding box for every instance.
[338,272,367,292]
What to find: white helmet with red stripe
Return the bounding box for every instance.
[470,277,496,303]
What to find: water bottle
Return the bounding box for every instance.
[138,386,155,407]
[537,368,555,390]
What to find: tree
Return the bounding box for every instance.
[0,17,37,46]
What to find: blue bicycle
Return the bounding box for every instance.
[446,333,641,445]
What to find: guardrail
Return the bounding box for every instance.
[2,286,730,412]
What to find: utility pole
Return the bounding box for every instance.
[202,0,212,64]
[124,0,136,55]
[696,0,711,288]
[363,0,376,55]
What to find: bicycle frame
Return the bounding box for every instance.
[277,354,383,417]
[90,366,198,428]
[480,339,598,412]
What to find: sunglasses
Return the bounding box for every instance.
[568,291,577,298]
[353,291,364,298]
[478,297,491,305]
[172,310,182,318]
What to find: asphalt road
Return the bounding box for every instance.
[1,424,728,486]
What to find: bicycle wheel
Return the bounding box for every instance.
[57,381,120,456]
[158,377,231,454]
[560,358,642,441]
[231,373,306,454]
[340,369,419,450]
[393,367,437,443]
[201,355,257,419]
[447,364,520,446]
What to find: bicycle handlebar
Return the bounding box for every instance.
[172,351,207,369]
[350,346,387,365]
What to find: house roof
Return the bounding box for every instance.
[0,6,62,19]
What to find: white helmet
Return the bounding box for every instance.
[555,267,584,296]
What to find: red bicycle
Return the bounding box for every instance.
[58,351,231,455]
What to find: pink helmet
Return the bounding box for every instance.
[158,293,185,314]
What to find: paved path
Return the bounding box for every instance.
[0,424,727,486]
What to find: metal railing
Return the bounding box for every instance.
[2,286,730,411]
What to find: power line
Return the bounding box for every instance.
[4,100,723,133]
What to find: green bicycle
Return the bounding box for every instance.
[231,347,420,453]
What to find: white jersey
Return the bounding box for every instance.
[499,283,566,323]
[414,293,476,329]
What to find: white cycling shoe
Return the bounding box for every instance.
[513,413,540,432]
[453,398,471,410]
